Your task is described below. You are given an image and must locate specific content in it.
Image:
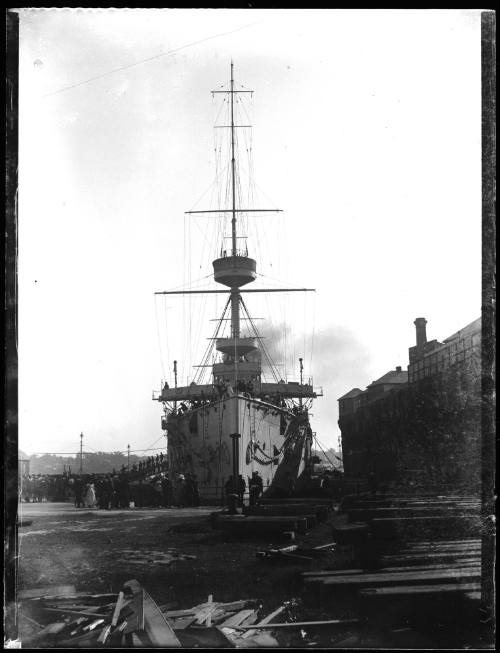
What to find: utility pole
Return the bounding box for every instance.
[127,444,130,471]
[79,432,83,474]
[299,357,304,408]
[173,360,178,411]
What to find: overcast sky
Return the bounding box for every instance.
[17,8,481,457]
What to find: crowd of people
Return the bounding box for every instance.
[20,467,267,509]
[19,474,69,503]
[19,452,204,509]
[20,469,201,509]
[71,471,200,509]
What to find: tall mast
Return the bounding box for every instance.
[230,61,237,258]
[229,61,240,340]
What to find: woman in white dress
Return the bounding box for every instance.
[84,482,96,509]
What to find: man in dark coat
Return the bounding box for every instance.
[74,477,84,508]
[161,474,172,507]
[237,474,246,506]
[249,471,263,507]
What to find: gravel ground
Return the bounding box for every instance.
[13,502,488,648]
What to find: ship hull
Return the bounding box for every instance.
[165,395,309,504]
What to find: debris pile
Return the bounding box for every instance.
[19,580,355,648]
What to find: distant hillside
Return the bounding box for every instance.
[25,448,341,475]
[26,451,165,475]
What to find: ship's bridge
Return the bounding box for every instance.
[212,361,262,387]
[213,254,256,288]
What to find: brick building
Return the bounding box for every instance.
[338,316,481,493]
[408,317,481,383]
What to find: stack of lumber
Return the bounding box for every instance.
[335,495,481,542]
[305,534,481,606]
[243,503,330,523]
[212,498,332,536]
[260,497,334,507]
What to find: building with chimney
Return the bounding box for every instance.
[338,316,481,493]
[408,317,481,383]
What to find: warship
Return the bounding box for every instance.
[153,64,322,503]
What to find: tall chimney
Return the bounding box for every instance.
[414,317,428,347]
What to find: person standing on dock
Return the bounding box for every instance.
[74,477,84,508]
[84,481,96,509]
[249,471,263,506]
[237,474,246,506]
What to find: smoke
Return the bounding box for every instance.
[261,322,373,447]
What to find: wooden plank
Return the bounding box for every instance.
[303,568,365,577]
[122,589,144,634]
[260,498,332,505]
[111,591,125,627]
[239,611,259,627]
[97,625,112,644]
[25,621,67,641]
[142,588,181,647]
[381,552,482,563]
[195,598,219,626]
[221,609,257,628]
[206,595,213,627]
[174,626,235,648]
[397,538,481,546]
[241,605,286,639]
[372,515,481,525]
[169,615,198,629]
[45,602,115,611]
[360,582,481,597]
[317,568,480,587]
[163,599,254,619]
[235,618,360,630]
[42,606,106,618]
[384,546,482,557]
[398,544,481,553]
[304,561,481,579]
[380,562,481,573]
[380,552,481,564]
[19,585,77,599]
[82,618,106,632]
[348,507,480,521]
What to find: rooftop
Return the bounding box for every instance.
[443,317,481,344]
[338,388,365,401]
[368,368,408,388]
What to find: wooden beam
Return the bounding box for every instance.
[235,618,360,630]
[360,582,481,597]
[142,589,181,647]
[241,605,286,639]
[111,591,125,627]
